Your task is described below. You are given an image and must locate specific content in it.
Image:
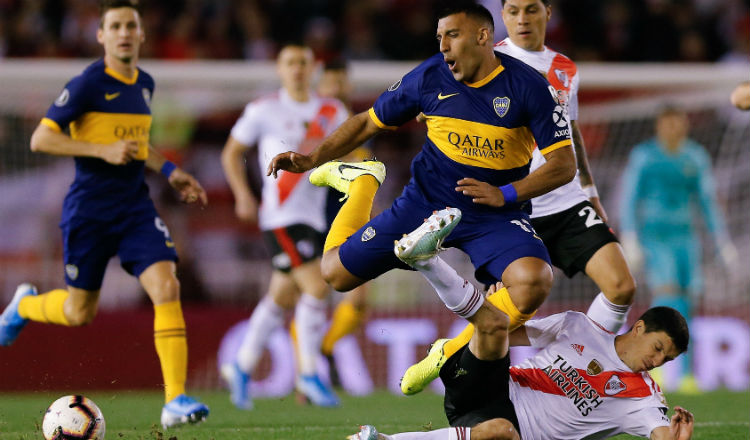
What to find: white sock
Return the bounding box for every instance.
[237,296,284,373]
[412,256,484,319]
[295,293,328,376]
[587,292,630,332]
[390,427,470,440]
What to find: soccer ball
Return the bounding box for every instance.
[42,395,106,440]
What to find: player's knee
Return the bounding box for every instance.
[472,418,520,440]
[321,253,359,291]
[605,274,636,306]
[506,268,553,312]
[270,291,297,309]
[321,269,348,291]
[153,276,181,303]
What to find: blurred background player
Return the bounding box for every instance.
[619,105,735,392]
[0,0,209,429]
[220,43,349,409]
[400,0,636,395]
[290,59,372,387]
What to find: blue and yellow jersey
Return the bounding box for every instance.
[369,52,571,213]
[41,59,155,222]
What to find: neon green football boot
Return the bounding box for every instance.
[309,160,386,200]
[400,338,449,395]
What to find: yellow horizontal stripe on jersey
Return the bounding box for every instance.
[70,112,152,160]
[425,115,536,169]
[539,139,572,155]
[368,108,398,131]
[41,117,62,132]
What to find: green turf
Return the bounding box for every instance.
[0,389,747,439]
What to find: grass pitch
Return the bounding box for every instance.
[0,389,747,439]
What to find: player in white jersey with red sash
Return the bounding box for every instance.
[508,311,680,439]
[232,91,345,233]
[220,44,348,410]
[493,0,635,333]
[494,38,586,218]
[350,281,694,440]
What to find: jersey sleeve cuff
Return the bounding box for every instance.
[40,117,62,132]
[368,108,398,131]
[539,139,572,156]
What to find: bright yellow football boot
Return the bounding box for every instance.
[400,338,449,395]
[309,160,386,200]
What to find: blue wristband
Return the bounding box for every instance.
[499,184,517,204]
[161,160,177,179]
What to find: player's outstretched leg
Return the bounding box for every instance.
[160,394,210,429]
[0,283,38,346]
[220,360,252,410]
[394,207,462,265]
[400,339,449,395]
[309,160,386,200]
[347,424,382,440]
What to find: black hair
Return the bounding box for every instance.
[437,0,495,32]
[637,306,690,354]
[100,0,139,15]
[99,0,139,27]
[501,0,552,6]
[277,41,311,54]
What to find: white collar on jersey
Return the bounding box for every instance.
[498,37,551,59]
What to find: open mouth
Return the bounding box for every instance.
[444,58,457,71]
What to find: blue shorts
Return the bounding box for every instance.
[61,204,178,290]
[338,194,550,285]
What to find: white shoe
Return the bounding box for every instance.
[347,425,381,440]
[394,208,462,266]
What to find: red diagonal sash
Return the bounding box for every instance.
[277,103,339,203]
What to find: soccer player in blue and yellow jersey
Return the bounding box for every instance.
[0,0,209,429]
[268,0,575,370]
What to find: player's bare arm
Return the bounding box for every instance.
[221,135,258,223]
[456,145,576,207]
[266,111,383,178]
[146,145,208,206]
[650,406,694,440]
[570,120,608,222]
[30,123,139,165]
